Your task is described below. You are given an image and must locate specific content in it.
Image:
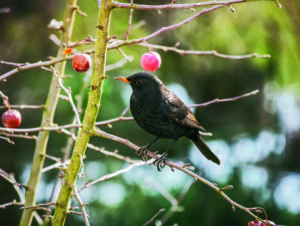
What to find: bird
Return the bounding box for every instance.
[115,72,220,170]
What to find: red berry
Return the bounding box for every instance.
[140,51,161,72]
[2,109,22,128]
[248,221,257,226]
[72,54,92,73]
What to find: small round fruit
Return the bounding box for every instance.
[2,109,22,128]
[140,51,161,72]
[72,53,92,73]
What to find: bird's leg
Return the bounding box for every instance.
[137,137,159,161]
[153,139,177,171]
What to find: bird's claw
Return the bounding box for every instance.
[136,146,148,161]
[153,153,167,171]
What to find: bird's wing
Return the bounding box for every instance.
[161,89,206,131]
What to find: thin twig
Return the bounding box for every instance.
[0,104,44,110]
[160,181,194,225]
[113,0,279,10]
[105,56,134,71]
[0,135,14,144]
[143,208,165,226]
[114,0,243,10]
[190,89,259,108]
[125,0,134,40]
[73,186,90,226]
[0,89,259,135]
[0,200,23,209]
[117,48,133,62]
[92,130,270,224]
[0,56,73,81]
[60,128,136,164]
[78,160,152,192]
[55,70,81,125]
[0,132,37,141]
[20,202,56,210]
[138,43,270,59]
[0,90,9,107]
[0,169,43,224]
[146,177,178,206]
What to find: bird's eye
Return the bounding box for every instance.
[136,80,143,86]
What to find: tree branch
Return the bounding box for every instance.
[52,0,114,224]
[92,129,271,224]
[113,0,280,10]
[73,186,90,226]
[138,43,270,59]
[19,0,79,225]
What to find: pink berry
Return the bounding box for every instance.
[72,54,92,73]
[140,51,161,72]
[2,109,22,128]
[248,221,256,226]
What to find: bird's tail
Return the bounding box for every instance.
[189,133,221,165]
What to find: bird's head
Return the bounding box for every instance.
[115,72,163,95]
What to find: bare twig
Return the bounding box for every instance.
[0,132,37,140]
[125,0,134,40]
[159,181,194,225]
[20,202,56,210]
[109,5,227,50]
[146,177,178,206]
[0,56,73,81]
[117,48,133,62]
[0,90,9,107]
[73,186,90,226]
[114,0,279,10]
[0,104,44,110]
[56,74,81,125]
[0,89,259,136]
[0,169,43,224]
[0,200,23,209]
[138,43,270,59]
[105,56,134,71]
[92,130,271,224]
[143,208,165,226]
[78,160,152,192]
[0,135,14,144]
[190,89,259,108]
[42,159,70,173]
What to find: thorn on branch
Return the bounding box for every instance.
[72,6,87,17]
[182,163,191,168]
[274,0,282,8]
[228,5,236,13]
[143,208,165,226]
[218,185,234,192]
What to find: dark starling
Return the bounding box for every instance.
[115,72,220,170]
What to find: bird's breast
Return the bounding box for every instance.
[130,94,193,139]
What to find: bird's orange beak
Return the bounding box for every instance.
[114,76,131,84]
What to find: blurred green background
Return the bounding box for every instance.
[0,0,300,225]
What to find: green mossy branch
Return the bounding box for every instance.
[19,1,78,226]
[52,0,113,225]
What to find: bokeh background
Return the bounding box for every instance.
[0,0,300,225]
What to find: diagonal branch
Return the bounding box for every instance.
[114,0,280,10]
[73,186,90,226]
[92,129,271,225]
[78,160,153,193]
